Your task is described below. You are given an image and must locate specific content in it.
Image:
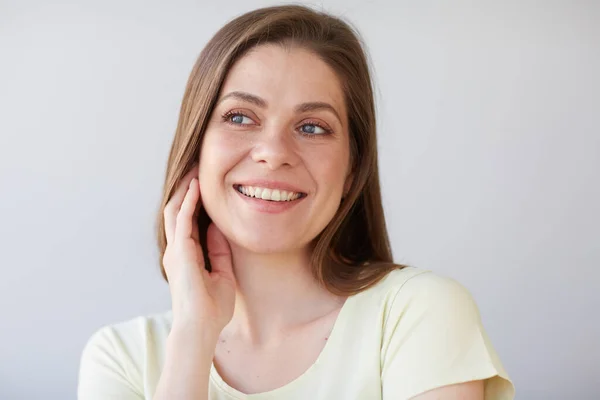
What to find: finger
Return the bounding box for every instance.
[192,178,203,219]
[164,164,199,244]
[190,181,202,243]
[174,178,200,243]
[206,223,234,282]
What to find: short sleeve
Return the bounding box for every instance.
[77,326,144,400]
[380,272,514,399]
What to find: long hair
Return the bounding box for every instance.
[155,5,405,296]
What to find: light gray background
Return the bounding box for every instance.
[1,0,598,399]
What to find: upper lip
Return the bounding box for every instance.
[234,180,307,194]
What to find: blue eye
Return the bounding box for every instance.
[300,124,327,135]
[299,121,331,136]
[226,113,253,125]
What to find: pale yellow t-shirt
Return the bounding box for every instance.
[77,267,514,399]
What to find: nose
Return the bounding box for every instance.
[250,125,299,170]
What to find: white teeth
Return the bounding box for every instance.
[236,185,303,202]
[261,188,271,200]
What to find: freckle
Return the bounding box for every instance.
[325,337,328,340]
[221,339,226,343]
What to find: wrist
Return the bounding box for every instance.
[156,324,216,400]
[168,321,220,352]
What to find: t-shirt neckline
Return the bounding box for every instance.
[209,292,357,399]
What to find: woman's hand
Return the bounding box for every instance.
[162,165,236,337]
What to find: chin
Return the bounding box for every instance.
[227,229,309,255]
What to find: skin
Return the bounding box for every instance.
[154,44,483,399]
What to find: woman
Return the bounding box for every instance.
[78,5,514,399]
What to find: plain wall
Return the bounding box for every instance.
[1,0,598,399]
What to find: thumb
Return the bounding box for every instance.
[206,223,234,281]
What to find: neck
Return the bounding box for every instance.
[224,243,343,344]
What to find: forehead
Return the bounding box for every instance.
[219,44,346,116]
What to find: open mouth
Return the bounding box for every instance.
[233,184,307,202]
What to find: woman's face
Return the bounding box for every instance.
[199,44,351,254]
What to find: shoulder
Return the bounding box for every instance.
[369,268,515,399]
[346,266,483,344]
[374,266,471,295]
[369,267,483,338]
[82,310,173,357]
[383,267,478,311]
[78,310,173,397]
[361,266,478,318]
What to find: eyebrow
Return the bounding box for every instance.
[217,91,343,124]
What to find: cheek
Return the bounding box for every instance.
[198,131,246,204]
[310,148,349,194]
[199,131,239,173]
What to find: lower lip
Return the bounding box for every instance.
[234,188,305,214]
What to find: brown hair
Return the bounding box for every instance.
[155,4,406,296]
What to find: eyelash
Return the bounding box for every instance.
[221,110,333,137]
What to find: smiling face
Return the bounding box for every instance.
[198,44,352,255]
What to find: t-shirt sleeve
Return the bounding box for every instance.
[380,272,514,399]
[77,325,144,400]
